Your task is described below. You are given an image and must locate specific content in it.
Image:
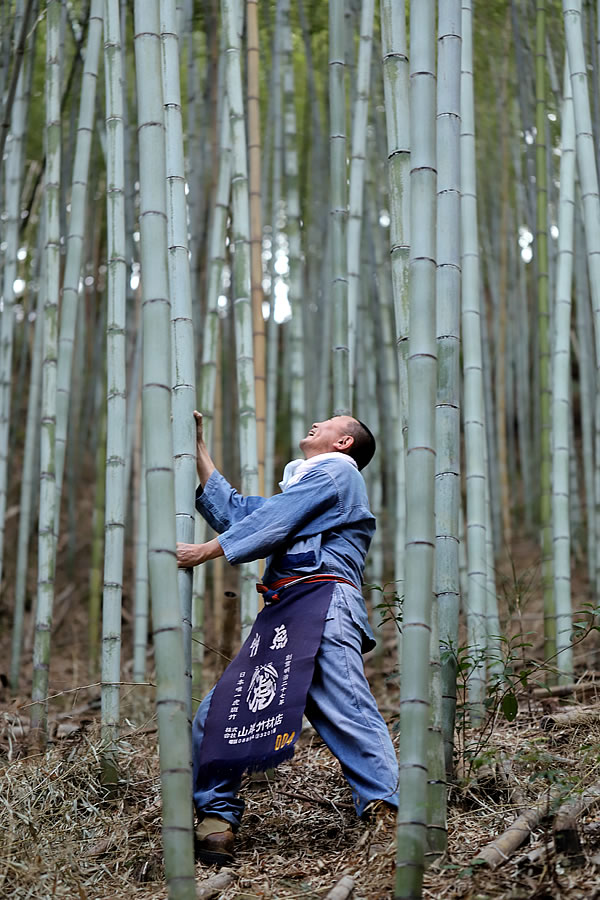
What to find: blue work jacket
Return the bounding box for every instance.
[195,456,377,650]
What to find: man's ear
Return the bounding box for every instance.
[334,434,354,452]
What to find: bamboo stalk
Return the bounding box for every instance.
[536,0,555,666]
[221,0,260,637]
[100,0,128,783]
[395,3,437,895]
[264,0,283,496]
[329,0,350,415]
[160,0,197,718]
[347,0,374,404]
[0,0,34,589]
[552,56,576,682]
[30,0,62,742]
[461,0,489,721]
[10,259,45,692]
[247,0,266,493]
[133,1,195,893]
[55,0,103,538]
[282,0,305,451]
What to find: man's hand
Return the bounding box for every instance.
[193,410,216,486]
[176,537,224,568]
[194,409,205,446]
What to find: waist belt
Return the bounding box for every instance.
[256,574,359,605]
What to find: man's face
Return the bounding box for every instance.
[299,416,356,458]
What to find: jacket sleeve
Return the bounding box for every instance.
[195,470,268,533]
[217,468,340,564]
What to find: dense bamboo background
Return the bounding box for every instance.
[1,0,599,897]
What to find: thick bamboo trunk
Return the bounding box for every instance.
[133,2,195,894]
[160,0,197,717]
[395,3,436,895]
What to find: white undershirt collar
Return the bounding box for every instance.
[279,451,357,491]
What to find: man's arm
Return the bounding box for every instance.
[179,469,338,568]
[194,410,267,532]
[213,467,339,565]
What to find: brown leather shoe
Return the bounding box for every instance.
[194,815,235,866]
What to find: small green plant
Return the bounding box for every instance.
[366,580,403,633]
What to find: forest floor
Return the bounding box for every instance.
[3,536,600,898]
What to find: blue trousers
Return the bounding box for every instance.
[192,586,399,827]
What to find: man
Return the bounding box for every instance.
[176,411,399,865]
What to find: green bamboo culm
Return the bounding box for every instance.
[0,0,31,591]
[221,0,260,638]
[563,0,600,599]
[54,0,104,535]
[552,57,576,682]
[282,0,306,451]
[380,0,410,663]
[31,0,62,742]
[535,0,555,665]
[101,0,128,787]
[347,0,374,406]
[264,0,284,496]
[6,0,36,691]
[133,2,195,895]
[11,262,45,692]
[160,0,197,718]
[460,0,488,722]
[89,397,106,679]
[133,445,149,683]
[329,0,350,415]
[395,2,437,896]
[192,82,231,705]
[435,0,461,783]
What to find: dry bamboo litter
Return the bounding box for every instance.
[540,705,600,730]
[0,714,398,898]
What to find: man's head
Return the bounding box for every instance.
[299,416,376,471]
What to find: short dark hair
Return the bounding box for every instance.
[346,419,376,471]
